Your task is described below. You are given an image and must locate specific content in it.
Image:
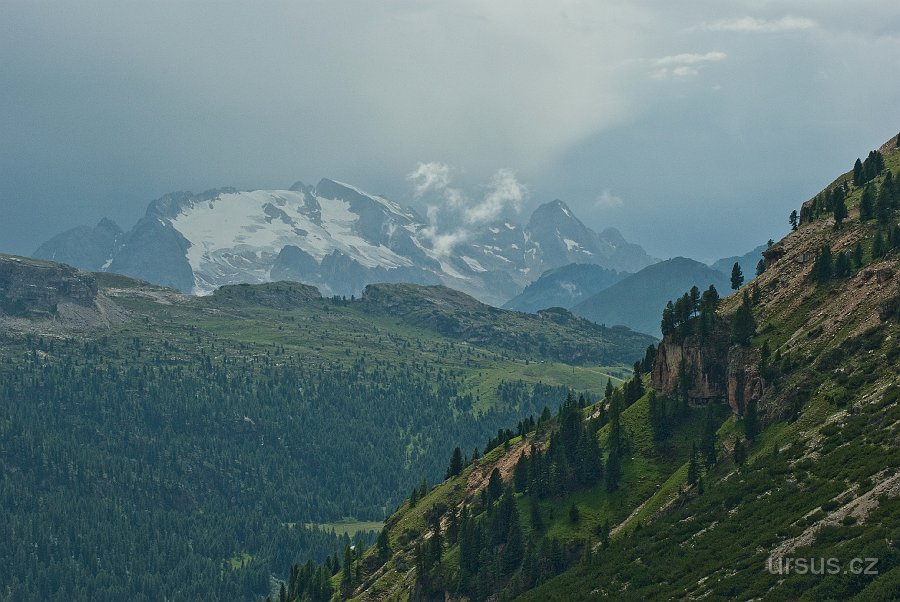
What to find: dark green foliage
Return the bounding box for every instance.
[701,405,718,467]
[642,344,656,373]
[487,468,503,503]
[733,437,747,466]
[744,397,760,441]
[730,262,744,290]
[568,503,580,523]
[859,184,875,220]
[731,292,756,346]
[377,527,391,560]
[833,251,852,278]
[872,231,888,259]
[447,446,464,478]
[687,443,699,486]
[789,209,799,231]
[605,449,621,492]
[853,241,864,268]
[661,300,676,336]
[854,150,884,187]
[812,244,833,283]
[832,190,847,227]
[756,258,765,276]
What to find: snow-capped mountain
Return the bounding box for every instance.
[33,179,656,305]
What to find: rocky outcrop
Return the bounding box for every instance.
[0,254,98,317]
[651,328,764,417]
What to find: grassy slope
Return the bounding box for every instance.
[347,141,900,601]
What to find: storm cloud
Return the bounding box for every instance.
[1,1,899,262]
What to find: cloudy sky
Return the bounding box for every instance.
[2,1,898,261]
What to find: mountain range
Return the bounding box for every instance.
[33,180,656,306]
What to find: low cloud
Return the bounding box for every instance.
[651,51,726,79]
[408,163,528,256]
[407,162,451,198]
[464,169,527,225]
[594,189,624,210]
[700,16,818,33]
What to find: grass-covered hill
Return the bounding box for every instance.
[290,135,900,602]
[0,262,651,601]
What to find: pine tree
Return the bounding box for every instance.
[486,467,503,503]
[731,293,756,346]
[701,405,717,467]
[513,452,529,493]
[875,181,892,224]
[860,184,875,220]
[529,496,543,532]
[734,437,747,467]
[604,378,614,400]
[756,258,765,277]
[377,527,391,559]
[642,344,656,373]
[730,262,744,290]
[833,251,851,278]
[853,158,863,186]
[833,192,848,228]
[661,300,676,336]
[446,446,463,478]
[744,397,760,441]
[812,245,833,283]
[605,449,621,492]
[789,209,799,230]
[872,231,887,259]
[852,241,864,268]
[687,443,699,486]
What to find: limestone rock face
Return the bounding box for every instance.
[651,328,763,417]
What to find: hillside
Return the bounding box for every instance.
[502,263,627,313]
[0,257,651,601]
[283,135,900,602]
[572,257,732,336]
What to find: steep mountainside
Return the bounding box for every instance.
[502,263,628,313]
[33,183,656,306]
[285,134,900,602]
[572,257,731,336]
[0,256,650,601]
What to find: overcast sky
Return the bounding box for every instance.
[2,1,899,262]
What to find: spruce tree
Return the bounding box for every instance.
[789,209,799,231]
[853,158,863,186]
[701,405,717,467]
[730,262,744,290]
[832,193,847,228]
[744,397,760,441]
[860,184,875,220]
[605,449,621,492]
[446,446,463,478]
[852,241,864,268]
[756,258,765,277]
[833,251,851,278]
[872,231,887,259]
[487,468,503,502]
[812,245,833,283]
[731,293,756,346]
[687,443,699,486]
[377,527,391,559]
[734,437,747,467]
[875,181,892,224]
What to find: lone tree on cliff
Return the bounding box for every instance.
[789,209,799,230]
[730,262,744,290]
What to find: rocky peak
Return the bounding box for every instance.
[0,254,98,317]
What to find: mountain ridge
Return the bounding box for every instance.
[33,181,657,306]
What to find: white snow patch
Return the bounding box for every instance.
[461,256,488,272]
